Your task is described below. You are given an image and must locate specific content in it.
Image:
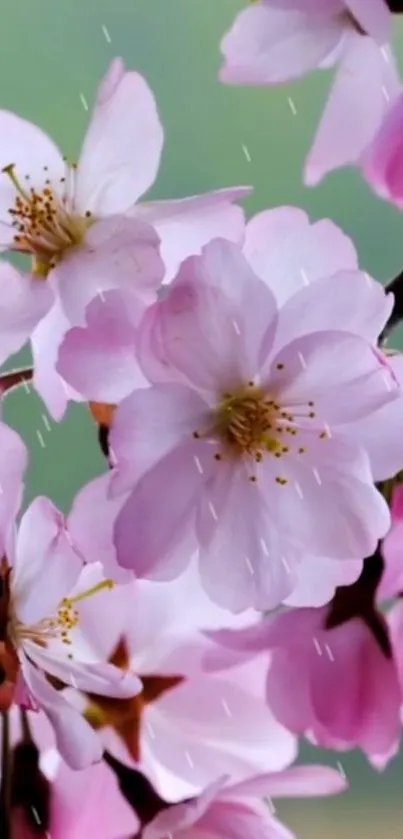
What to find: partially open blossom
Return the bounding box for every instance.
[208,536,403,769]
[0,57,250,420]
[220,0,399,185]
[207,601,402,769]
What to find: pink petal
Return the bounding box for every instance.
[199,800,290,839]
[53,216,164,326]
[75,62,163,215]
[227,764,347,799]
[341,352,403,481]
[197,462,299,612]
[380,518,403,600]
[358,618,401,760]
[68,473,132,583]
[284,555,363,607]
[243,208,358,307]
[57,291,147,403]
[143,778,226,839]
[266,647,315,734]
[51,760,139,839]
[65,564,135,661]
[21,663,103,769]
[113,440,213,577]
[142,242,277,392]
[12,497,83,624]
[95,56,126,106]
[305,36,400,185]
[0,111,65,247]
[0,263,53,365]
[147,675,296,792]
[135,187,251,282]
[258,433,390,559]
[220,4,344,85]
[0,422,27,553]
[26,641,142,698]
[392,483,403,520]
[274,270,393,351]
[110,383,211,494]
[271,330,399,424]
[75,61,163,217]
[31,299,85,421]
[362,92,403,207]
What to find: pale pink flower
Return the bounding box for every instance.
[58,206,403,484]
[58,559,296,801]
[0,58,250,421]
[208,601,402,768]
[0,425,141,769]
[59,236,397,611]
[220,0,399,185]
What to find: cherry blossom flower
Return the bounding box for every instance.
[220,0,399,185]
[0,424,141,769]
[59,206,403,482]
[0,57,250,420]
[59,236,398,611]
[56,560,296,800]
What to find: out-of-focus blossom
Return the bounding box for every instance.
[58,560,296,800]
[220,0,399,185]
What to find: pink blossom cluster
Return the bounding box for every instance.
[1,5,403,832]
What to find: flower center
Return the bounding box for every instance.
[214,384,282,458]
[192,370,330,486]
[9,577,115,650]
[2,162,93,276]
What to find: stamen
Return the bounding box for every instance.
[2,164,30,201]
[64,578,115,607]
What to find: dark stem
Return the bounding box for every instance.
[326,545,392,657]
[103,752,167,824]
[0,712,12,839]
[380,272,403,343]
[98,424,111,461]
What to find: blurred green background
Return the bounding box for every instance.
[1,1,403,835]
